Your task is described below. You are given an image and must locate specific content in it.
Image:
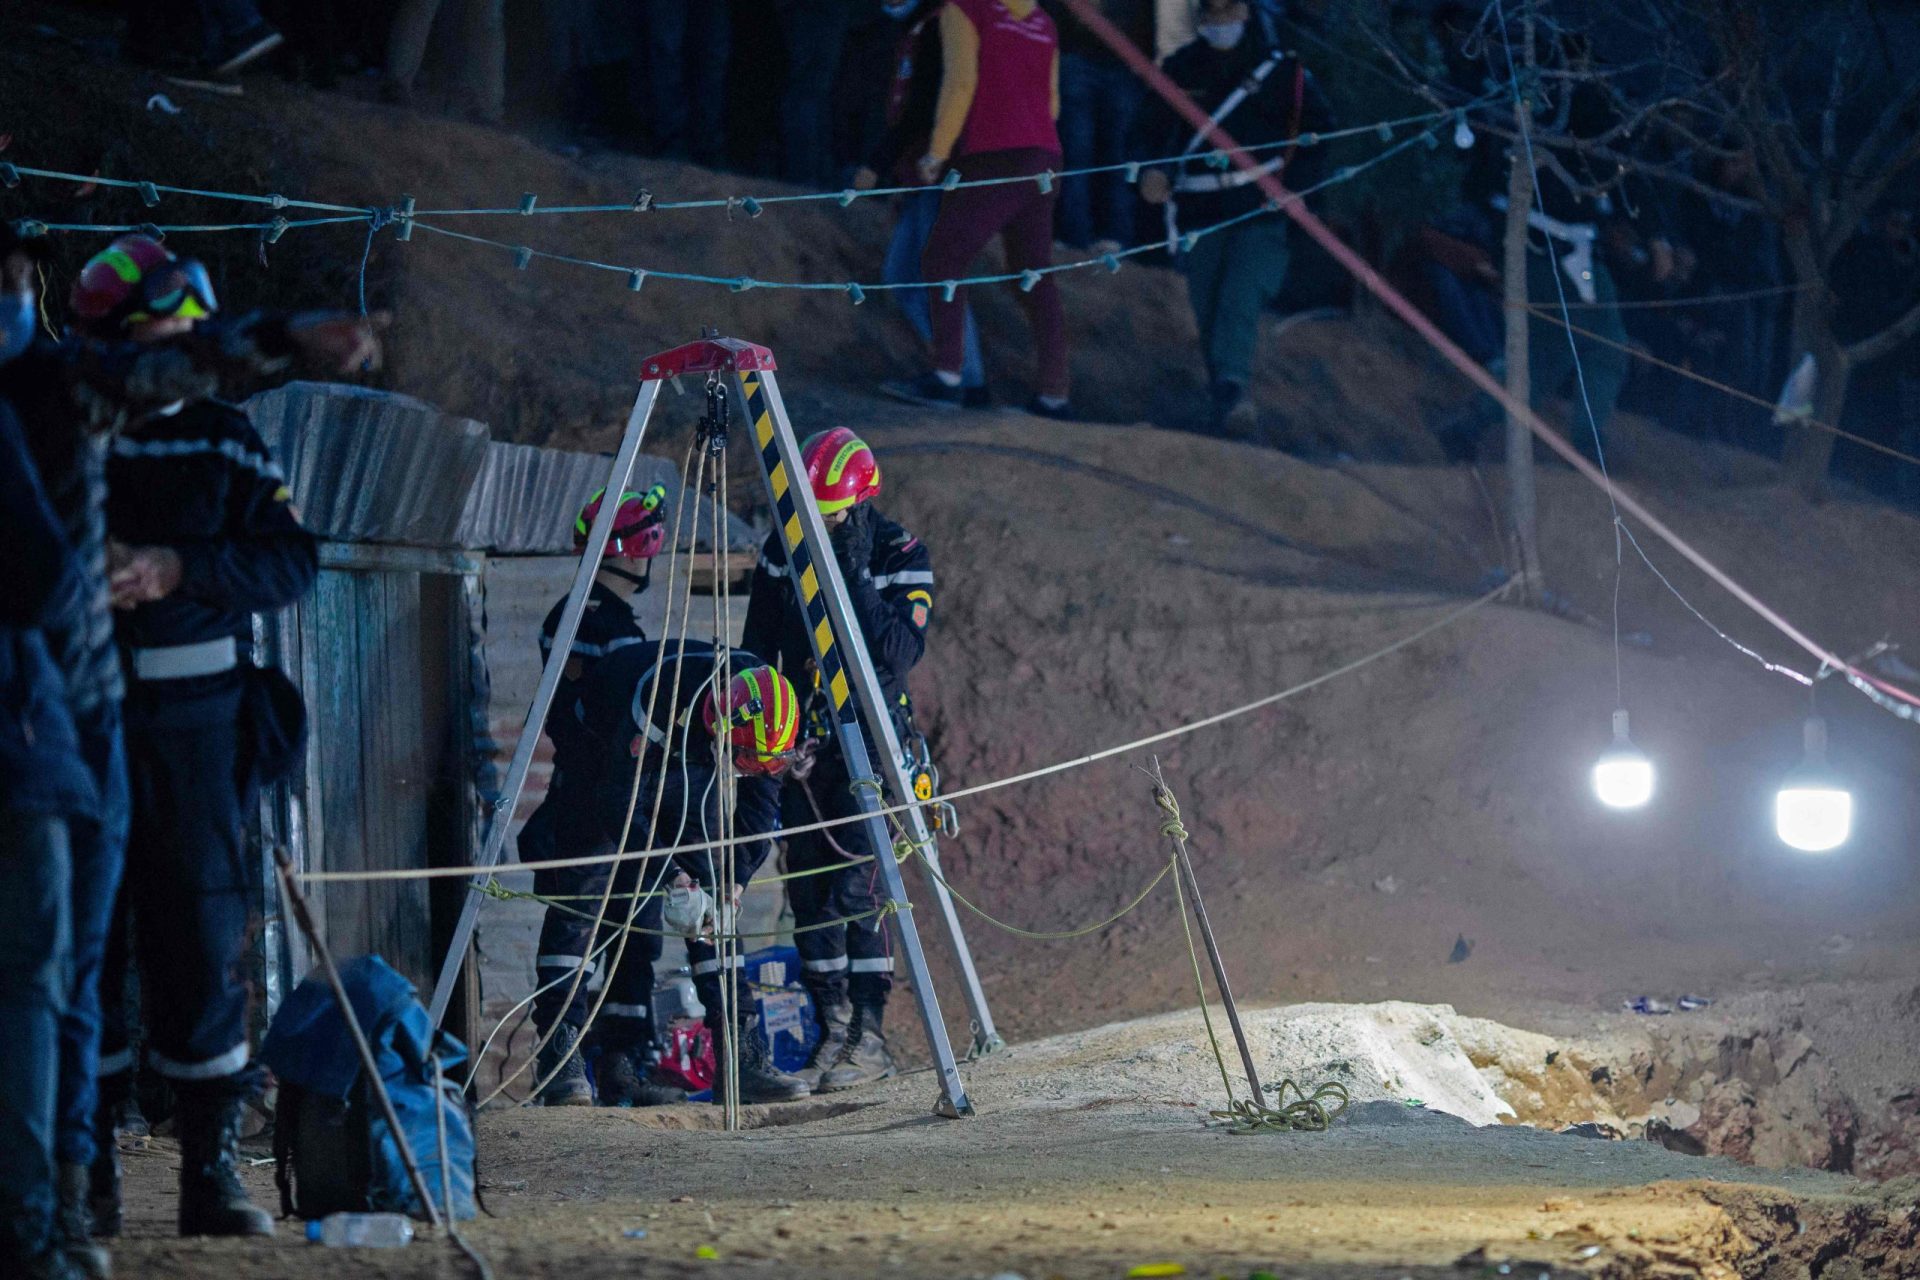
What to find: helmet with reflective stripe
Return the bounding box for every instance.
[800,428,881,515]
[575,484,668,561]
[701,665,802,776]
[69,235,218,335]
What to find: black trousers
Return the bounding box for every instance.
[109,681,260,1095]
[783,753,893,1014]
[527,784,665,1050]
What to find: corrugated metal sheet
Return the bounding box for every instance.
[249,382,491,547]
[457,440,759,554]
[249,381,757,554]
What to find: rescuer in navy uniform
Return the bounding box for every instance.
[521,486,689,1109]
[74,236,317,1239]
[741,428,935,1093]
[568,640,812,1105]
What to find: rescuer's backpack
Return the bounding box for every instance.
[262,955,477,1221]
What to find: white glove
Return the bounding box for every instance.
[664,877,714,939]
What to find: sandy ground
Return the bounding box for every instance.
[110,1003,1920,1279]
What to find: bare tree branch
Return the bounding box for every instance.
[1844,293,1920,366]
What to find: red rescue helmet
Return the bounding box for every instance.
[575,484,668,561]
[701,665,802,776]
[69,235,218,335]
[800,428,881,515]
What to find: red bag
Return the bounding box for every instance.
[654,1021,715,1093]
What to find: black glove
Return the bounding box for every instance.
[830,505,874,577]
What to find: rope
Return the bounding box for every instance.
[907,845,1177,941]
[1157,780,1349,1135]
[1521,302,1920,471]
[482,431,706,1109]
[1512,281,1815,311]
[0,99,1488,228]
[299,582,1510,885]
[476,876,887,937]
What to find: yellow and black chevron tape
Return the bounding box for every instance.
[740,374,853,715]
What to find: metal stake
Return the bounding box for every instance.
[1150,760,1263,1099]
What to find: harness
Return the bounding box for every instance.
[1166,50,1305,249]
[1490,195,1601,304]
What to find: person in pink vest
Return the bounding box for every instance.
[882,0,1073,419]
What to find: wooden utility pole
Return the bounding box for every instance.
[1501,0,1544,601]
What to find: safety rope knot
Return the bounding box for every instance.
[1153,786,1189,843]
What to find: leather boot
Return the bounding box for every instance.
[794,999,852,1092]
[54,1164,110,1278]
[175,1091,275,1238]
[535,1023,594,1107]
[711,1018,810,1105]
[595,1044,688,1107]
[86,1102,121,1239]
[818,1005,898,1092]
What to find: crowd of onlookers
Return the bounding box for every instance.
[115,0,1920,498]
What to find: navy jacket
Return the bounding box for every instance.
[740,504,933,728]
[539,578,649,773]
[1,340,124,719]
[569,640,782,887]
[105,399,318,661]
[0,397,100,820]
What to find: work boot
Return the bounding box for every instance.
[535,1023,595,1107]
[879,372,964,411]
[818,1007,898,1092]
[102,1085,147,1142]
[175,1092,274,1238]
[711,1020,810,1105]
[1210,380,1259,440]
[595,1045,689,1108]
[793,999,852,1092]
[54,1165,110,1278]
[88,1103,122,1239]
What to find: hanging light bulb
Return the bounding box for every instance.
[1452,112,1477,150]
[1592,708,1654,810]
[1775,716,1852,853]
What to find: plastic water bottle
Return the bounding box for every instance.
[306,1213,415,1248]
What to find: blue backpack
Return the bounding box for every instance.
[262,955,477,1221]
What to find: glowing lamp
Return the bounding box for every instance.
[1452,114,1477,149]
[1775,717,1852,853]
[1592,708,1654,810]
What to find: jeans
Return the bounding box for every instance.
[386,0,507,121]
[1057,53,1148,247]
[0,811,73,1257]
[1425,260,1504,369]
[886,193,986,390]
[636,0,733,165]
[776,0,856,186]
[1528,252,1628,459]
[1183,217,1292,389]
[57,711,127,1167]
